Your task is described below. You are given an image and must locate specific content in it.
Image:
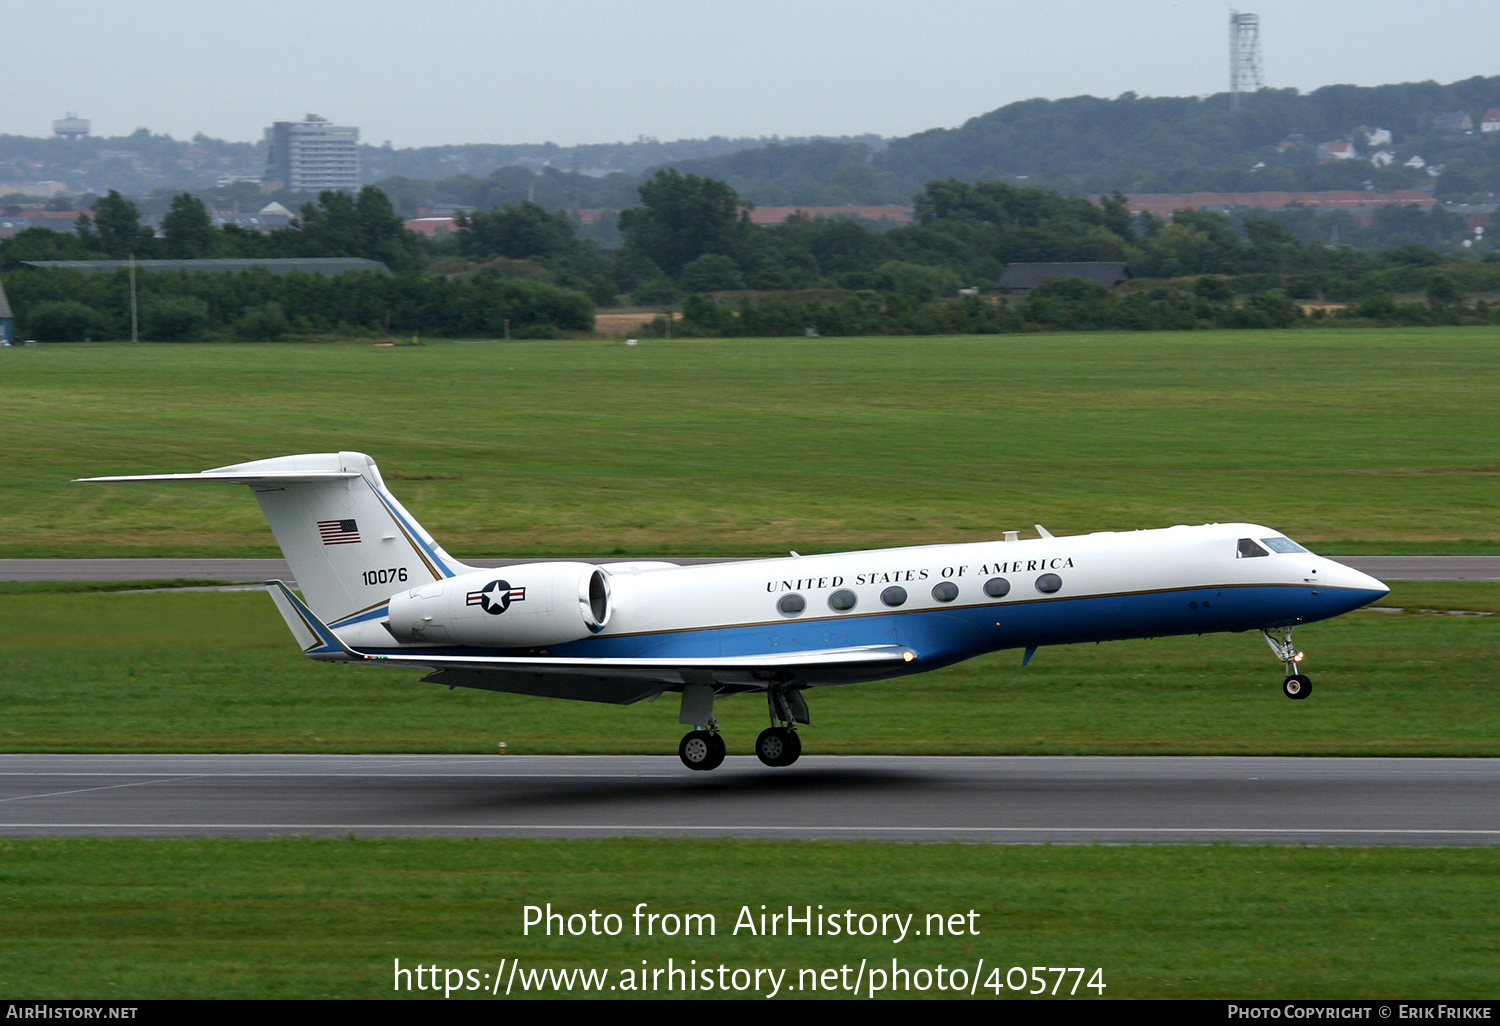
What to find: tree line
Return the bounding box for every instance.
[3,169,1497,343]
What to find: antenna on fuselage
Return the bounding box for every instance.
[1035,524,1055,539]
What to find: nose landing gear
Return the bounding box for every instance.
[1262,627,1313,700]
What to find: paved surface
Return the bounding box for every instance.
[0,557,730,587]
[1,755,1496,844]
[3,556,1498,585]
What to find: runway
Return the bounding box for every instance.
[2,556,1497,585]
[2,754,1496,845]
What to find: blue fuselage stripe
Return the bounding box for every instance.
[357,584,1385,663]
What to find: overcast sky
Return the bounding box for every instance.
[7,1,1498,148]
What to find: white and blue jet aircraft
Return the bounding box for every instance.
[83,451,1389,770]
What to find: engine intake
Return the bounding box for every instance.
[386,562,611,647]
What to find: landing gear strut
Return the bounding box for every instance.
[675,683,810,770]
[1262,627,1312,700]
[678,683,725,770]
[756,686,808,767]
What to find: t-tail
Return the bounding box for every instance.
[78,452,474,626]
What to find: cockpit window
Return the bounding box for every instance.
[1261,537,1309,554]
[1237,538,1270,558]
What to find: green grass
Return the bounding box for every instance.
[3,330,1495,1002]
[1,838,1495,999]
[0,579,230,595]
[2,582,1494,755]
[2,329,1497,558]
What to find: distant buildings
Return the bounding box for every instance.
[1432,111,1474,135]
[1316,140,1357,163]
[996,262,1129,296]
[1113,190,1439,227]
[262,115,360,193]
[52,114,89,141]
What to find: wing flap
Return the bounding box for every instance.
[419,669,666,706]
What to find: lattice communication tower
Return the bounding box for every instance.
[1229,11,1265,108]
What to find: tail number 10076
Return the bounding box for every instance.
[361,568,409,586]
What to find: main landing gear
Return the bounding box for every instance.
[755,726,801,767]
[678,728,726,771]
[677,683,726,771]
[1262,627,1313,700]
[676,683,810,770]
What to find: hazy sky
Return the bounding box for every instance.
[7,1,1498,148]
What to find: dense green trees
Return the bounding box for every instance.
[454,202,576,261]
[5,266,593,340]
[5,167,1498,343]
[77,191,154,258]
[160,193,219,259]
[618,170,750,275]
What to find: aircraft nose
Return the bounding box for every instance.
[1318,558,1390,609]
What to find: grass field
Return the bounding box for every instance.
[2,581,1494,755]
[1,328,1496,558]
[2,329,1495,1001]
[1,838,1497,999]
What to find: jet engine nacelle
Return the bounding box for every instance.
[385,563,610,647]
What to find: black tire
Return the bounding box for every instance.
[703,732,726,771]
[780,729,802,766]
[756,726,799,767]
[1282,674,1312,700]
[679,730,719,770]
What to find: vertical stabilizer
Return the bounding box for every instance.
[79,451,474,623]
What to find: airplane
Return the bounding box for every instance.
[81,450,1390,771]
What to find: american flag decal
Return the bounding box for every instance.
[317,519,361,545]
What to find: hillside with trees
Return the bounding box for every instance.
[6,169,1500,344]
[875,77,1500,196]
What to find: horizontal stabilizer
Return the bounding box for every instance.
[78,471,359,484]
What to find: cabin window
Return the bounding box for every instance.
[777,593,806,616]
[1035,573,1062,594]
[1261,537,1309,554]
[880,586,908,607]
[1237,538,1270,558]
[828,589,858,611]
[983,577,1011,598]
[931,582,959,603]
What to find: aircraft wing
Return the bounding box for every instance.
[265,581,915,704]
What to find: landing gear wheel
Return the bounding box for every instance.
[1282,674,1312,700]
[756,726,801,767]
[680,730,725,770]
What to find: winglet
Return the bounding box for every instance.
[263,580,365,662]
